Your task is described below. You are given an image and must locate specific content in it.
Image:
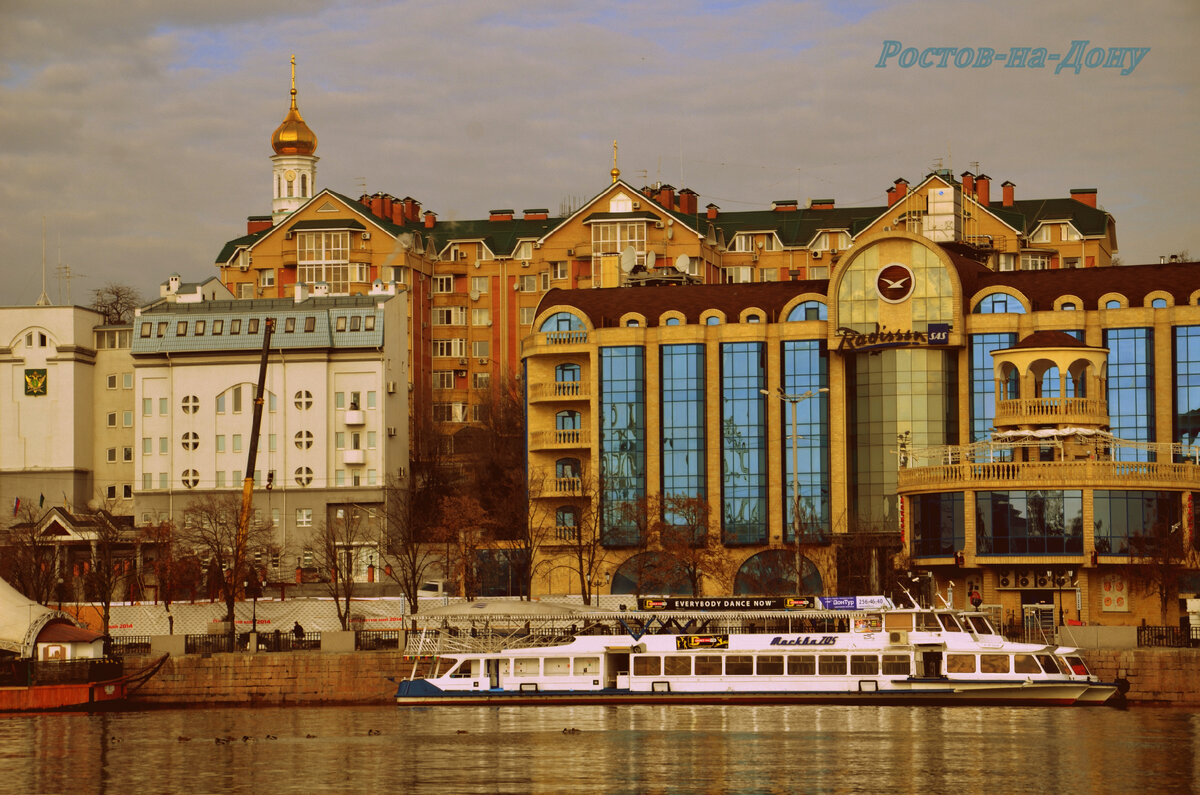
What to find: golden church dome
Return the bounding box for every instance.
[271,89,317,156]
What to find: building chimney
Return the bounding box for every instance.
[656,184,676,211]
[424,210,436,229]
[678,189,698,216]
[523,209,549,220]
[893,178,909,203]
[246,216,272,235]
[886,187,897,207]
[294,282,308,303]
[1001,180,1015,207]
[772,200,799,212]
[359,193,371,209]
[960,171,975,196]
[706,203,720,220]
[489,209,514,222]
[808,199,834,210]
[975,174,990,205]
[370,192,384,218]
[391,202,406,226]
[1070,188,1098,208]
[381,194,394,219]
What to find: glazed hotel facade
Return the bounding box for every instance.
[523,231,1200,627]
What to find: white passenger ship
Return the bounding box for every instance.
[393,597,1120,707]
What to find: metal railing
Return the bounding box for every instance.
[1137,625,1200,648]
[355,630,402,650]
[108,636,152,658]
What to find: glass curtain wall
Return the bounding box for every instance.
[721,342,767,545]
[969,333,1017,442]
[600,346,645,546]
[1104,327,1155,461]
[1175,326,1200,457]
[780,340,830,540]
[661,345,706,519]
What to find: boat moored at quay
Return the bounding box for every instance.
[394,596,1121,707]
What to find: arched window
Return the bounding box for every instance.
[555,363,580,382]
[539,312,584,332]
[706,316,721,325]
[1060,302,1076,311]
[786,301,828,322]
[1105,299,1122,309]
[300,173,308,197]
[556,507,578,540]
[665,317,681,326]
[625,319,640,327]
[556,410,581,430]
[1038,367,1061,398]
[973,293,1026,314]
[555,458,580,478]
[1151,297,1167,309]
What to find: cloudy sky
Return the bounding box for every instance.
[1,0,1196,306]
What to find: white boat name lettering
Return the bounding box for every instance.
[769,636,837,646]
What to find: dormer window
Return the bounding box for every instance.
[609,193,633,213]
[514,241,533,260]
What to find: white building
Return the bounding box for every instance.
[130,285,409,569]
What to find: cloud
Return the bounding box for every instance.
[0,0,1196,304]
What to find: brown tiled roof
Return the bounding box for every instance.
[539,280,828,328]
[961,262,1198,311]
[1014,330,1089,349]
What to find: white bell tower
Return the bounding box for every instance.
[270,56,319,224]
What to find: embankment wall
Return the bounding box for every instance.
[123,648,1200,707]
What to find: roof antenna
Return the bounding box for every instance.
[35,216,51,306]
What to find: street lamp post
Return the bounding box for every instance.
[761,386,828,590]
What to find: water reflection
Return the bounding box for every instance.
[0,705,1195,794]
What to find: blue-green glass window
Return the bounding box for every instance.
[1093,491,1181,556]
[1152,298,1168,309]
[1039,366,1061,398]
[661,345,705,511]
[555,410,580,430]
[969,333,1016,442]
[600,346,645,546]
[975,491,1083,555]
[1104,328,1154,461]
[972,293,1026,314]
[1105,299,1122,309]
[785,301,828,322]
[780,340,829,541]
[539,312,584,332]
[555,363,580,382]
[1175,327,1200,457]
[911,492,965,557]
[665,317,681,326]
[721,342,767,545]
[706,316,721,325]
[555,458,580,478]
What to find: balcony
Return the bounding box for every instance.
[529,381,590,402]
[531,429,591,450]
[522,330,590,357]
[994,396,1107,429]
[344,409,365,425]
[343,449,365,465]
[541,477,582,497]
[898,458,1198,493]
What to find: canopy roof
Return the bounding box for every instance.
[0,576,60,657]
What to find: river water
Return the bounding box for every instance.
[1,704,1196,794]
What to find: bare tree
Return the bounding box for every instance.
[1126,516,1197,623]
[177,495,275,642]
[559,468,609,605]
[90,282,143,325]
[433,495,490,600]
[511,468,567,600]
[1,503,59,605]
[312,505,378,630]
[378,475,447,615]
[80,511,139,637]
[657,494,736,597]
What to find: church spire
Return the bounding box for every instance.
[610,140,620,183]
[270,56,320,225]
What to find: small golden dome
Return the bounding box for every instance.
[271,90,317,156]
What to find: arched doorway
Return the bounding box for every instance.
[733,549,823,595]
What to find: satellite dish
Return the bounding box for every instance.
[620,245,636,273]
[674,254,689,273]
[667,227,674,240]
[646,251,657,270]
[398,233,414,250]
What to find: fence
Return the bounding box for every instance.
[1137,625,1200,648]
[355,630,402,650]
[108,636,151,658]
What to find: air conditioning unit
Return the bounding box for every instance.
[477,358,489,366]
[812,251,823,259]
[1018,573,1030,587]
[655,221,664,229]
[883,226,892,232]
[284,231,293,240]
[473,262,480,269]
[1036,575,1049,588]
[632,201,640,209]
[362,232,371,240]
[454,369,467,377]
[239,261,251,272]
[458,358,468,366]
[386,381,396,394]
[888,630,908,645]
[386,427,396,437]
[999,570,1012,588]
[830,249,839,255]
[566,249,574,257]
[521,262,529,268]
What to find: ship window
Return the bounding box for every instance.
[1037,655,1064,674]
[881,655,910,676]
[664,656,691,676]
[980,654,1009,674]
[1013,654,1040,674]
[756,655,784,676]
[725,655,753,676]
[544,657,570,676]
[916,612,942,631]
[818,656,847,675]
[850,655,879,676]
[947,654,976,674]
[1062,656,1090,676]
[787,655,816,676]
[574,657,599,675]
[514,658,540,677]
[694,656,722,676]
[633,656,661,677]
[968,616,994,635]
[937,613,964,632]
[448,660,473,679]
